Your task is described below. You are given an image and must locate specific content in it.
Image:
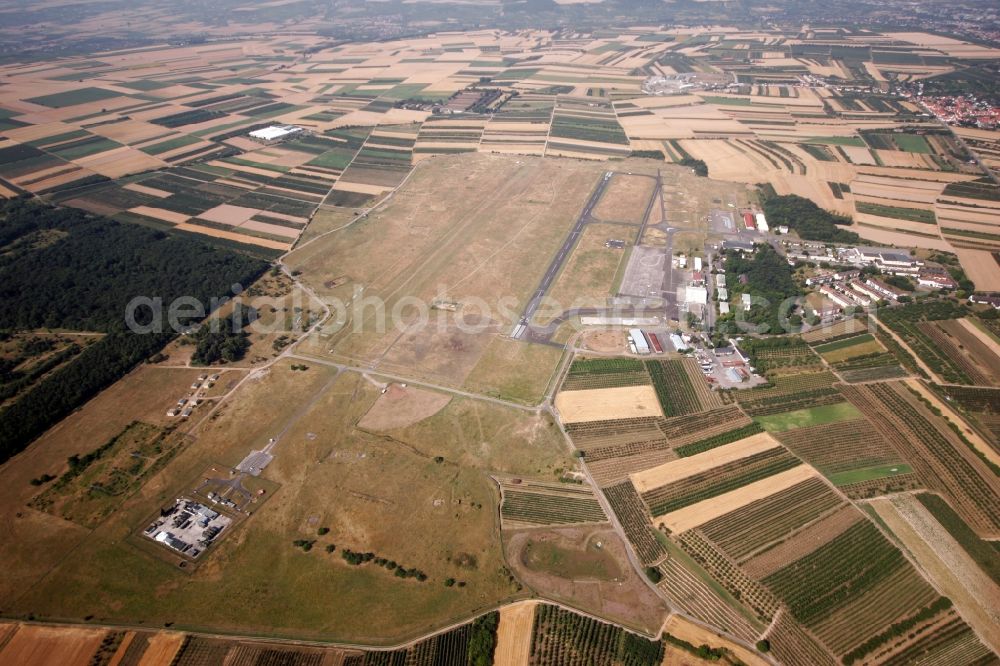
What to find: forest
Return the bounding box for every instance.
[0,198,268,463]
[760,191,861,244]
[721,244,801,334]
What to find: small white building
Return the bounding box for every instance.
[694,256,703,272]
[248,125,304,143]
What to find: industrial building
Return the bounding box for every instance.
[685,285,708,305]
[144,498,233,559]
[918,273,958,290]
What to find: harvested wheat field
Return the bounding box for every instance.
[0,624,105,666]
[658,465,817,533]
[631,432,782,492]
[555,385,664,423]
[357,384,452,431]
[494,601,538,666]
[661,615,770,666]
[136,631,185,666]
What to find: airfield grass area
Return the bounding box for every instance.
[534,222,635,325]
[1,361,574,643]
[286,153,675,398]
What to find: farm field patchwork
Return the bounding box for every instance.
[5,21,1000,665]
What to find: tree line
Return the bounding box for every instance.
[759,191,860,244]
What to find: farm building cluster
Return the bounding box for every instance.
[166,373,219,418]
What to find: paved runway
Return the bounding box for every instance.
[515,171,613,334]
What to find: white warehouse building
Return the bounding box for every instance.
[248,125,304,143]
[629,328,651,354]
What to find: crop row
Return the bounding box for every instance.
[738,386,844,417]
[732,370,836,403]
[645,359,700,417]
[658,405,752,446]
[767,609,837,666]
[501,491,606,526]
[700,477,844,561]
[642,448,801,517]
[654,558,761,644]
[879,615,987,666]
[567,358,646,376]
[763,520,905,626]
[677,530,780,621]
[674,422,764,458]
[810,560,939,657]
[775,418,899,475]
[586,448,678,488]
[528,604,664,666]
[918,322,985,385]
[842,596,952,665]
[877,301,971,384]
[679,357,724,411]
[561,371,649,391]
[740,337,820,372]
[844,383,1000,533]
[801,317,870,343]
[832,350,900,370]
[565,416,665,448]
[582,437,671,463]
[934,384,1000,413]
[604,482,666,565]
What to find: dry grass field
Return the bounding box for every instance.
[534,222,635,325]
[357,384,452,431]
[1,361,573,643]
[592,173,657,224]
[503,525,668,635]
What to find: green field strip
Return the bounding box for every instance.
[755,402,862,433]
